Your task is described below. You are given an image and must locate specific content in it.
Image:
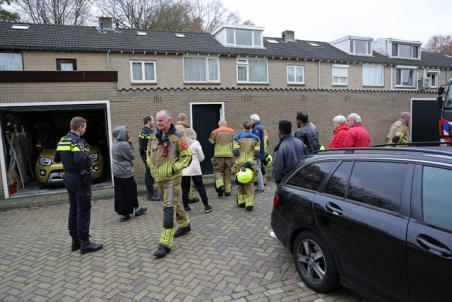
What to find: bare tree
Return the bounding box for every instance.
[15,0,90,25]
[423,34,452,55]
[189,0,239,32]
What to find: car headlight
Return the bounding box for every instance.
[39,157,53,166]
[90,152,99,162]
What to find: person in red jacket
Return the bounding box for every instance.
[328,115,349,149]
[344,113,370,147]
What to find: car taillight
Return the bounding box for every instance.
[273,193,279,208]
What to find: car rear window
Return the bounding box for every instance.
[287,161,337,191]
[348,161,407,212]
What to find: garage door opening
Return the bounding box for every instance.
[0,101,113,199]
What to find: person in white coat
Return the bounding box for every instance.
[182,128,212,213]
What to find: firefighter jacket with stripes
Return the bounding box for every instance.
[146,124,192,182]
[54,132,92,173]
[209,126,235,158]
[386,119,410,144]
[233,131,260,167]
[138,126,154,162]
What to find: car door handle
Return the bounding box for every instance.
[325,202,343,216]
[416,235,452,258]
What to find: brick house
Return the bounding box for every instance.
[0,19,451,199]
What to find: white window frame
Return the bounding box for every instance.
[332,64,349,86]
[351,40,372,56]
[395,65,417,88]
[286,65,305,85]
[426,69,440,88]
[183,56,220,83]
[392,43,420,59]
[225,29,263,48]
[236,58,269,84]
[130,61,157,84]
[362,64,384,87]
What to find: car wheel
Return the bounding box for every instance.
[293,231,339,293]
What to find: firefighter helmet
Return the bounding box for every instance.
[236,167,253,184]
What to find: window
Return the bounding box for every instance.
[362,64,384,86]
[426,70,439,88]
[395,68,415,87]
[348,162,407,212]
[422,166,452,232]
[392,43,420,59]
[225,28,263,47]
[287,65,305,84]
[236,58,268,83]
[324,161,353,198]
[183,56,219,83]
[332,64,349,85]
[56,59,77,71]
[351,40,371,55]
[130,61,156,83]
[0,53,23,71]
[287,161,337,191]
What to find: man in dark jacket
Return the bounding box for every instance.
[250,113,266,193]
[295,111,320,154]
[273,120,305,184]
[139,115,159,201]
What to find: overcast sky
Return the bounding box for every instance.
[222,0,450,45]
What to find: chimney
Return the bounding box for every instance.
[282,30,295,42]
[98,17,113,31]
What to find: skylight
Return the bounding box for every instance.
[11,24,30,30]
[307,42,320,47]
[137,31,147,36]
[266,39,279,44]
[175,33,186,38]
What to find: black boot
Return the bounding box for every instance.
[217,186,225,197]
[147,193,160,201]
[71,239,80,251]
[174,226,191,238]
[80,239,103,254]
[246,206,253,212]
[153,245,170,258]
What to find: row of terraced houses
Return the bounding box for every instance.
[0,18,451,199]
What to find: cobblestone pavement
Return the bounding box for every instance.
[0,183,366,302]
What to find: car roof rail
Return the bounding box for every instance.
[373,141,452,147]
[318,144,452,158]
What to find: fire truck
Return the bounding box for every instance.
[438,80,452,141]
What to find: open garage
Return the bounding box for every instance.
[0,101,113,199]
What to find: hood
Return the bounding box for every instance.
[113,126,128,141]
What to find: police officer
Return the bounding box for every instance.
[54,116,103,254]
[209,120,235,197]
[233,120,260,211]
[147,110,192,258]
[139,115,159,201]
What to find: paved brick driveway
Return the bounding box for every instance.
[0,183,366,302]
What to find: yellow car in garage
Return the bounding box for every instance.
[35,145,104,187]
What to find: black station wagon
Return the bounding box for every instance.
[271,147,452,302]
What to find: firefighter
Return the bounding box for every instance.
[233,120,260,211]
[175,112,198,203]
[138,115,159,201]
[209,119,235,197]
[147,110,192,258]
[386,112,411,145]
[54,116,103,254]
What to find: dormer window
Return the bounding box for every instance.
[351,40,371,55]
[213,25,264,48]
[391,43,420,59]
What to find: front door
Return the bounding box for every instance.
[191,103,222,174]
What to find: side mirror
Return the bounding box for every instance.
[438,86,445,95]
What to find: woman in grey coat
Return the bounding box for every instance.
[112,126,147,222]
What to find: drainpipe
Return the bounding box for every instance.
[106,51,111,71]
[317,60,321,89]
